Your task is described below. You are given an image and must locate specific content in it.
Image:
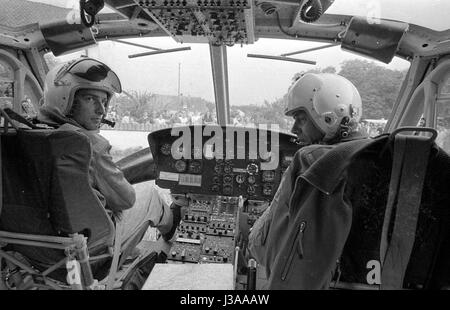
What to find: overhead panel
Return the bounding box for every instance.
[134,0,255,46]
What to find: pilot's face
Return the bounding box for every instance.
[71,89,108,130]
[291,110,324,144]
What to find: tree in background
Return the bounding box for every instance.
[338,59,406,119]
[107,59,407,132]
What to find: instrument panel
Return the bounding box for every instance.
[148,125,300,200]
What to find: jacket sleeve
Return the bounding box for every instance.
[90,134,136,213]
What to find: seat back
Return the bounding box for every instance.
[338,138,450,289]
[0,129,114,268]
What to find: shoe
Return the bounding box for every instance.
[162,203,182,242]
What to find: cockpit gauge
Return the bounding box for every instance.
[246,163,259,175]
[223,185,233,196]
[223,175,233,184]
[235,174,245,184]
[174,160,187,172]
[223,164,233,174]
[160,143,172,156]
[247,186,256,195]
[262,170,276,182]
[211,184,220,192]
[247,175,256,184]
[214,164,223,174]
[189,160,202,173]
[263,184,273,196]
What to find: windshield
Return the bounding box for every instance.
[46,36,410,160]
[327,0,450,31]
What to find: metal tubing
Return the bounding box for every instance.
[280,43,337,56]
[73,234,95,289]
[0,231,74,244]
[247,54,316,65]
[110,39,162,51]
[128,47,191,58]
[0,238,70,250]
[0,251,39,274]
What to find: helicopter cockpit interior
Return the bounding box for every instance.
[0,0,449,291]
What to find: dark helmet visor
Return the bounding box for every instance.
[57,58,122,93]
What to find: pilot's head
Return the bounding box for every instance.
[285,73,362,144]
[40,56,121,130]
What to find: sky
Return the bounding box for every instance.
[33,0,446,106]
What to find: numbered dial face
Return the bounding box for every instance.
[189,160,202,173]
[247,175,256,184]
[160,143,172,155]
[235,174,245,184]
[174,160,187,172]
[262,170,276,182]
[246,163,259,175]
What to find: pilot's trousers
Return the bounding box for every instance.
[116,182,173,247]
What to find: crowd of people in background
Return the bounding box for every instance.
[104,106,390,138]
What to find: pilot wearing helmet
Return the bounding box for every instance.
[37,57,184,249]
[247,73,367,289]
[286,72,365,146]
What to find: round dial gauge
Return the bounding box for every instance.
[223,175,233,184]
[235,174,245,184]
[263,184,273,196]
[214,164,223,174]
[262,170,276,182]
[160,143,171,155]
[174,160,187,172]
[223,164,233,174]
[223,185,233,195]
[246,163,259,175]
[247,175,256,184]
[189,160,202,173]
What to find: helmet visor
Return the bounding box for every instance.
[58,58,122,93]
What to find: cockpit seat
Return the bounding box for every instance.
[335,132,450,289]
[0,126,155,289]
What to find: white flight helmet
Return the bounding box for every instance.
[285,73,362,141]
[42,56,122,115]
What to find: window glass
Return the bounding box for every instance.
[0,81,13,109]
[0,59,14,109]
[0,60,14,79]
[436,75,450,153]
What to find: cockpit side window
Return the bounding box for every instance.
[0,59,14,110]
[0,51,43,121]
[436,74,450,153]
